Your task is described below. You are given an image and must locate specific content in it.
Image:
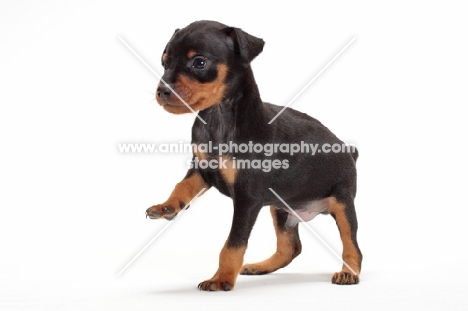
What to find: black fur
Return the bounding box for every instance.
[148,20,362,288]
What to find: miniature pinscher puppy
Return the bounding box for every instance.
[146,20,362,291]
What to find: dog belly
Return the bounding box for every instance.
[285,199,329,228]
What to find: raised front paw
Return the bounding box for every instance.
[331,271,359,285]
[146,199,185,220]
[197,279,234,291]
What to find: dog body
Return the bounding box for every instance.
[146,21,362,291]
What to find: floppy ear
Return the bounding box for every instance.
[224,27,265,64]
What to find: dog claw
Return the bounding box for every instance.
[198,280,233,291]
[146,202,180,219]
[332,272,359,285]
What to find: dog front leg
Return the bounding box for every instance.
[198,199,262,291]
[146,169,209,220]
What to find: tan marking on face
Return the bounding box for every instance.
[162,53,168,63]
[159,64,228,114]
[186,49,197,59]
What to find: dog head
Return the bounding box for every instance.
[156,20,264,114]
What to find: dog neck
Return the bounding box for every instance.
[193,66,266,144]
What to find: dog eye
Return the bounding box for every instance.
[192,56,207,69]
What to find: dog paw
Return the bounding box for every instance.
[146,200,185,220]
[240,264,269,275]
[198,279,234,291]
[331,271,359,285]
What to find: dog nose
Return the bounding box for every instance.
[157,84,172,100]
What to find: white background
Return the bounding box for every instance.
[1,0,467,310]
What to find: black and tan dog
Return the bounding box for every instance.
[146,20,362,291]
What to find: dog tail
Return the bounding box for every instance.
[351,146,359,163]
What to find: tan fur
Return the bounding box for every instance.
[327,198,361,278]
[241,206,298,274]
[159,64,228,114]
[193,144,207,161]
[165,172,208,212]
[199,244,246,291]
[186,49,197,59]
[219,156,237,185]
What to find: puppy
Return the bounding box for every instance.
[146,20,362,291]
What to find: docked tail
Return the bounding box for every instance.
[351,147,359,163]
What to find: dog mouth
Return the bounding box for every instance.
[163,99,184,107]
[159,98,207,115]
[158,96,194,108]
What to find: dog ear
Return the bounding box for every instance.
[224,27,265,64]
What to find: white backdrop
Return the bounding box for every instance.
[1,1,467,310]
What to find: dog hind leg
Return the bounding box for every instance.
[328,197,362,285]
[240,206,302,275]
